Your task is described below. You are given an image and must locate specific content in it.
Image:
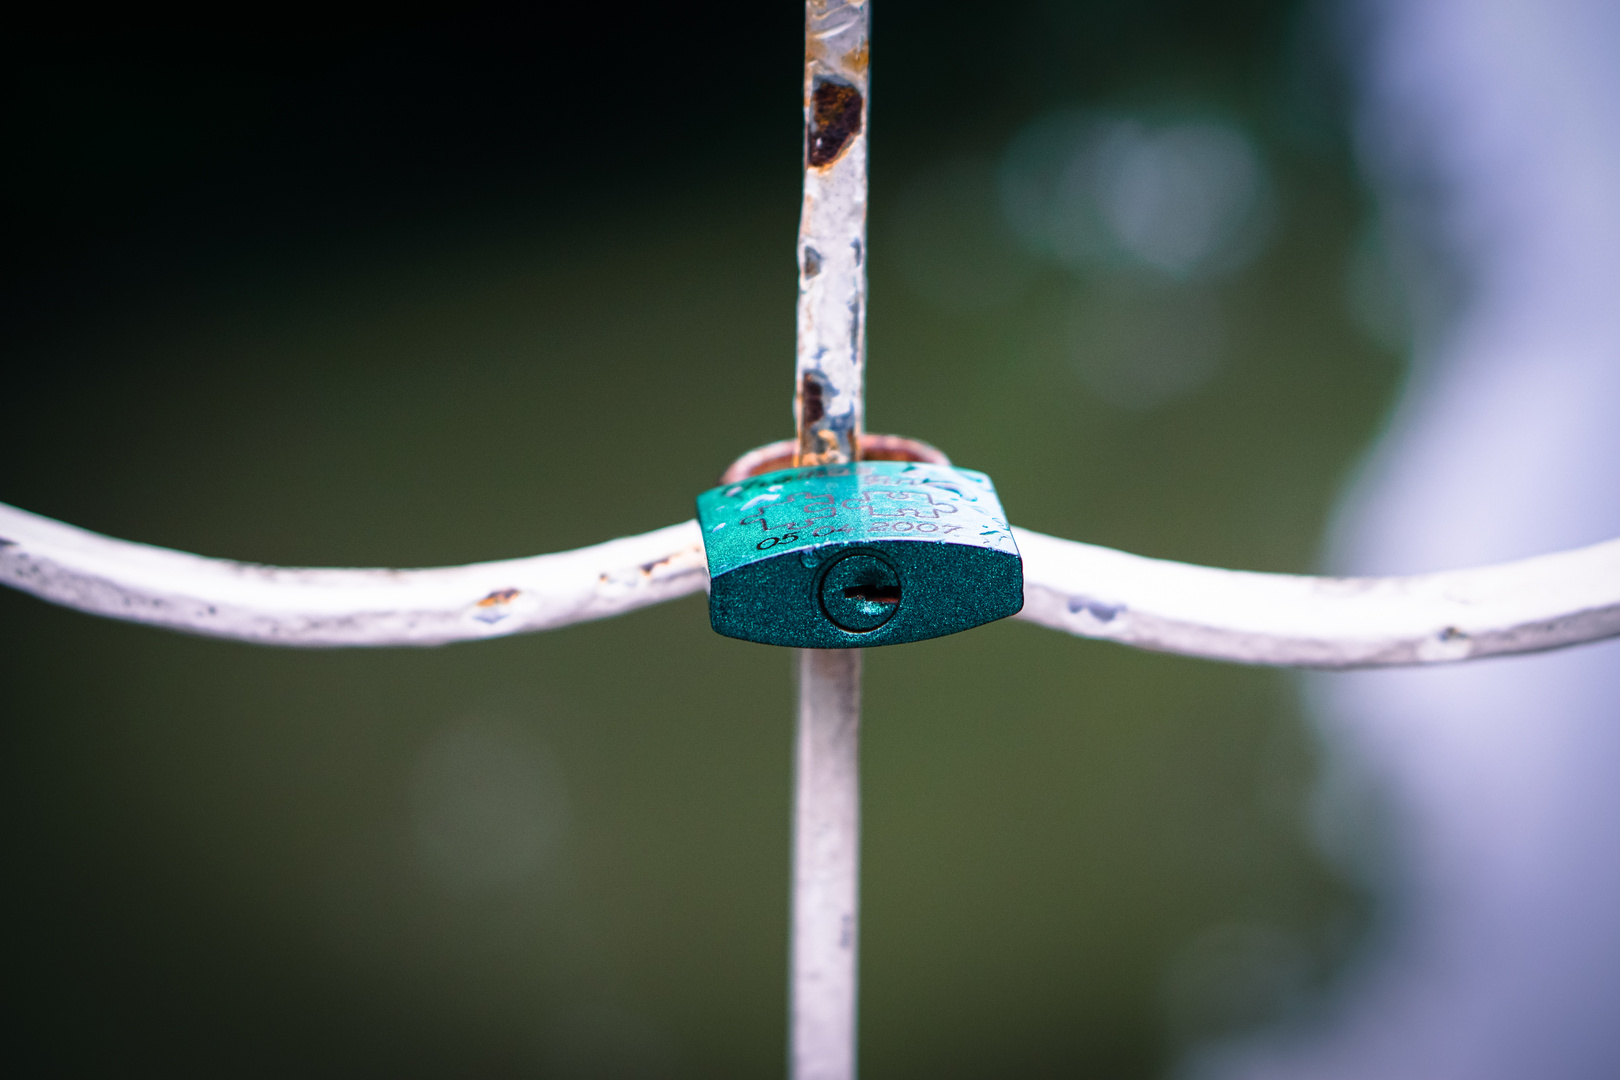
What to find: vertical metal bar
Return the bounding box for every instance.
[792,648,863,1080]
[796,0,871,467]
[792,5,869,1076]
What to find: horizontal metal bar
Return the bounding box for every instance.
[5,500,1618,666]
[1012,527,1620,668]
[0,501,706,647]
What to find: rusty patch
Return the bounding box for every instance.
[802,247,822,279]
[639,554,678,575]
[800,373,827,426]
[808,81,863,168]
[842,43,869,76]
[476,588,520,607]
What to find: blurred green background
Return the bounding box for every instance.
[0,3,1399,1076]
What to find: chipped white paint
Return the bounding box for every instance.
[792,8,873,1075]
[795,0,870,466]
[6,499,1617,663]
[1013,527,1620,668]
[792,7,872,1075]
[791,648,862,1080]
[0,501,706,647]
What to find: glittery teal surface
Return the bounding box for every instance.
[695,461,1023,647]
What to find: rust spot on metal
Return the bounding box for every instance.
[842,43,869,76]
[808,80,863,168]
[800,373,827,426]
[476,588,520,607]
[855,433,951,465]
[802,247,822,279]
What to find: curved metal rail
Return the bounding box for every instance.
[0,502,707,647]
[5,500,1617,668]
[1014,528,1620,668]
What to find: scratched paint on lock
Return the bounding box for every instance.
[699,462,1013,574]
[696,461,1023,648]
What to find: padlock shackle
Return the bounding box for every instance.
[720,434,949,485]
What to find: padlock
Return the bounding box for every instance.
[696,456,1023,648]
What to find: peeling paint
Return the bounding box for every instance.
[808,81,863,168]
[1067,596,1123,622]
[797,0,869,470]
[800,373,827,426]
[0,497,1615,663]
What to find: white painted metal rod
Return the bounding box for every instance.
[795,0,870,467]
[6,500,1620,667]
[790,5,870,1078]
[1013,526,1620,668]
[791,649,862,1080]
[0,501,706,646]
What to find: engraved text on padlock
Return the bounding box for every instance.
[696,461,1024,647]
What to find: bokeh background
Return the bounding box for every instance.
[0,4,1405,1076]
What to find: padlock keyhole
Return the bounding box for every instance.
[819,553,902,633]
[843,584,901,605]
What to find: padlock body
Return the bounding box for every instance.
[696,461,1023,648]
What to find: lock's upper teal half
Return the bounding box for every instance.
[697,461,1016,575]
[696,461,1024,647]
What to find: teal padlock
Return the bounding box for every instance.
[696,459,1023,648]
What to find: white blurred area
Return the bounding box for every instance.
[1194,0,1620,1077]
